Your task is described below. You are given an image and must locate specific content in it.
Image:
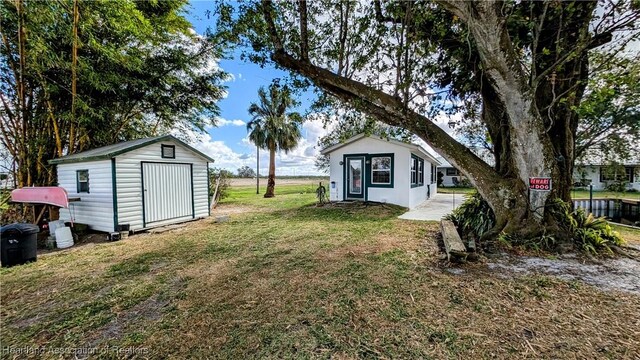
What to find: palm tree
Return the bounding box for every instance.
[247,84,302,198]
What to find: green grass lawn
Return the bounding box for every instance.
[1,184,639,358]
[611,224,640,245]
[437,187,476,194]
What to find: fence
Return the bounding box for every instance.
[571,185,640,225]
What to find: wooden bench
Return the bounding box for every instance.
[440,220,467,261]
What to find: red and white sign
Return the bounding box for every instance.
[529,177,552,191]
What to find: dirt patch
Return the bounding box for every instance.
[79,277,186,354]
[486,254,640,294]
[213,204,261,215]
[38,233,108,256]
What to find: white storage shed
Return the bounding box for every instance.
[321,134,441,209]
[49,135,213,233]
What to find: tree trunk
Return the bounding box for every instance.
[69,0,80,154]
[257,0,596,243]
[264,146,276,198]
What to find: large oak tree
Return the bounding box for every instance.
[217,0,639,241]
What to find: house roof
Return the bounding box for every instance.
[436,146,495,169]
[436,157,453,168]
[577,148,640,166]
[49,135,215,164]
[320,134,441,165]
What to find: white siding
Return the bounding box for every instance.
[56,160,115,232]
[574,165,640,191]
[408,157,438,209]
[115,140,209,231]
[327,137,438,209]
[328,137,409,207]
[438,167,464,187]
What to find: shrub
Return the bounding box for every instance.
[604,181,628,193]
[457,178,472,188]
[447,193,624,255]
[209,167,231,204]
[445,191,495,239]
[550,200,624,255]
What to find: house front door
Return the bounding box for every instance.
[345,156,365,200]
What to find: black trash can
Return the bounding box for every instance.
[1,223,39,267]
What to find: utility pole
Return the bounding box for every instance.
[256,146,260,194]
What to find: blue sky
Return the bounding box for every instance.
[183,1,327,176]
[182,1,463,175]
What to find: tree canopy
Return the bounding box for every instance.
[214,0,640,241]
[0,0,228,186]
[237,165,256,178]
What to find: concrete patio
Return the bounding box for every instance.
[398,193,467,221]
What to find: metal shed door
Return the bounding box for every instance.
[142,162,193,225]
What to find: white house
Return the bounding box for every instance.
[436,159,466,187]
[573,163,639,191]
[320,134,441,209]
[49,135,213,233]
[436,147,494,187]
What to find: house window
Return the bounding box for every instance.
[411,158,417,185]
[77,170,89,193]
[411,155,424,187]
[161,144,175,159]
[431,164,436,183]
[371,156,391,184]
[600,166,634,183]
[446,168,459,176]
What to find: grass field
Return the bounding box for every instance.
[612,224,640,245]
[1,184,639,359]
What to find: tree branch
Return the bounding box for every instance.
[298,0,309,60]
[271,49,501,188]
[261,0,284,52]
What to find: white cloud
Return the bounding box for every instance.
[178,117,332,175]
[215,117,246,127]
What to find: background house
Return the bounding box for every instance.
[49,135,213,233]
[436,159,466,187]
[436,148,493,187]
[321,134,441,209]
[573,163,639,191]
[574,149,640,191]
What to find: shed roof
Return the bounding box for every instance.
[320,134,441,165]
[49,135,215,164]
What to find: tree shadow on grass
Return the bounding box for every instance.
[258,202,408,223]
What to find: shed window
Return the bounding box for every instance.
[371,156,391,184]
[161,144,175,159]
[77,170,89,193]
[446,168,459,176]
